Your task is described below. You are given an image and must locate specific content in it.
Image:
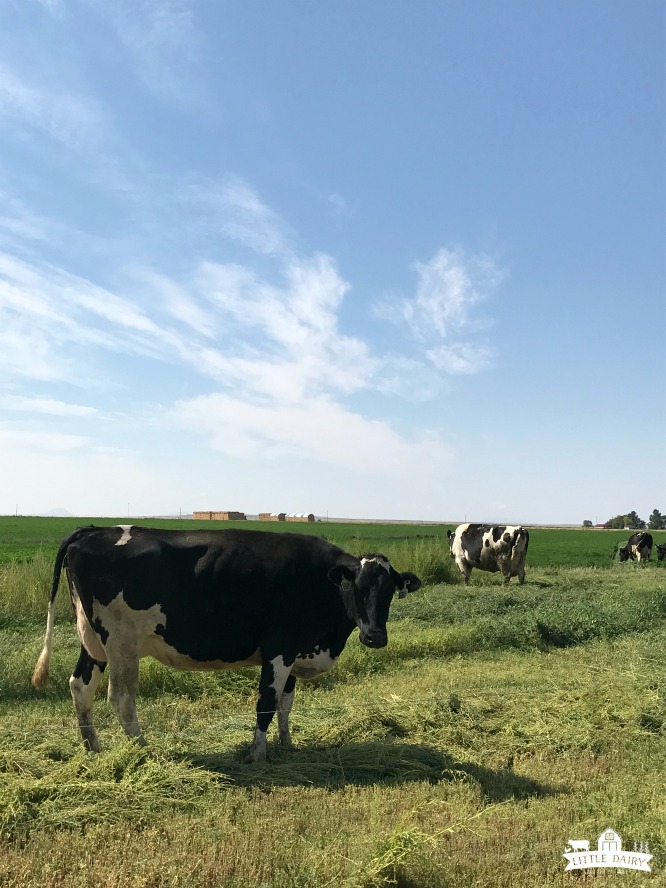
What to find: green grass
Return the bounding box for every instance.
[0,519,664,886]
[1,515,664,567]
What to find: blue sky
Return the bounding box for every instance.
[0,0,664,524]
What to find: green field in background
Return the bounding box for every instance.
[1,515,661,568]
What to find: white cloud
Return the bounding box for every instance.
[170,392,452,476]
[377,246,504,375]
[81,0,202,105]
[0,63,107,153]
[0,252,197,382]
[0,395,97,417]
[0,425,88,452]
[183,177,296,258]
[197,253,378,400]
[426,343,494,375]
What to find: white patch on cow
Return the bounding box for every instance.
[92,590,165,649]
[115,525,133,546]
[72,582,107,662]
[291,647,337,679]
[141,635,262,670]
[361,555,391,571]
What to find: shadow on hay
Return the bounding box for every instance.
[179,740,558,801]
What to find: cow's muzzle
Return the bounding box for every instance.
[360,628,388,648]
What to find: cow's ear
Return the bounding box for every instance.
[328,565,356,592]
[397,571,421,598]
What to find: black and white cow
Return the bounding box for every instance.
[32,525,420,762]
[618,532,653,562]
[447,523,529,585]
[657,542,666,562]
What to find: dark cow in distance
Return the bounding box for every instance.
[447,523,529,585]
[32,525,421,762]
[657,542,666,562]
[619,532,653,562]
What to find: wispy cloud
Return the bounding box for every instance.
[170,393,452,477]
[196,253,377,400]
[0,63,107,153]
[84,0,203,106]
[0,395,97,417]
[376,246,504,375]
[181,177,296,258]
[0,425,88,452]
[0,252,194,382]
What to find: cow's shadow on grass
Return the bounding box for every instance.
[178,741,560,802]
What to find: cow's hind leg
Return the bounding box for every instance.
[277,673,296,749]
[70,645,106,752]
[247,655,293,763]
[107,650,146,746]
[457,560,472,584]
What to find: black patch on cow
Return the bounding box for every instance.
[460,526,485,563]
[92,617,109,645]
[72,646,106,684]
[503,533,511,544]
[484,539,490,547]
[492,527,504,543]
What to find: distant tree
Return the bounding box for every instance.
[605,515,626,529]
[626,510,646,530]
[582,519,593,527]
[648,509,666,530]
[605,512,646,530]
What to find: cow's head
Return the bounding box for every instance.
[446,529,455,554]
[618,544,630,562]
[328,554,421,648]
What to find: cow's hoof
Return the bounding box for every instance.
[244,752,267,765]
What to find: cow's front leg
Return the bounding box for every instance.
[247,655,293,764]
[277,673,296,749]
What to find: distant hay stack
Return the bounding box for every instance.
[193,511,246,520]
[259,512,315,523]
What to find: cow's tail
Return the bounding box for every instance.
[31,526,97,689]
[514,527,529,557]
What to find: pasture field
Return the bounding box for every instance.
[0,518,665,887]
[0,515,660,568]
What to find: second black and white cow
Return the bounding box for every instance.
[657,542,666,562]
[447,523,529,585]
[32,525,421,762]
[619,532,653,562]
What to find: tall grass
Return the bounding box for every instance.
[0,550,68,627]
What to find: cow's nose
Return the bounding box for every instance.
[361,628,388,648]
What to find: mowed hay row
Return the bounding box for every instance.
[0,630,665,887]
